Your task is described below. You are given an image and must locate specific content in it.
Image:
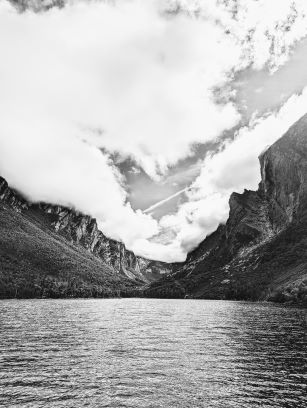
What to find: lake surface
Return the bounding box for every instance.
[0,299,306,408]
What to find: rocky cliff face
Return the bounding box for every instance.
[0,176,170,286]
[0,177,28,212]
[41,204,171,282]
[2,113,307,303]
[144,114,307,305]
[259,119,307,223]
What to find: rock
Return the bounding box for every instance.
[0,177,28,212]
[144,113,307,304]
[0,177,171,285]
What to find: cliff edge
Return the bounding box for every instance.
[0,177,170,298]
[143,114,307,306]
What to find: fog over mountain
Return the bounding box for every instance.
[1,0,307,261]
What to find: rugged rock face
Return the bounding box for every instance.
[2,114,307,303]
[0,175,171,296]
[35,204,169,282]
[144,114,307,305]
[259,119,307,223]
[0,177,28,212]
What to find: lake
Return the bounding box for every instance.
[0,299,306,407]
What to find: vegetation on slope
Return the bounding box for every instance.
[142,215,307,306]
[0,202,138,298]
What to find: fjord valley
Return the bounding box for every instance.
[2,2,307,408]
[1,114,307,306]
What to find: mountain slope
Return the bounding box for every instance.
[0,177,170,298]
[143,114,307,306]
[2,114,307,303]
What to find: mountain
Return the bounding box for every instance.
[2,115,307,304]
[143,114,307,306]
[0,177,170,298]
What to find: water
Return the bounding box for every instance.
[0,299,306,408]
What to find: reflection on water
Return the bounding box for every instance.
[0,299,306,407]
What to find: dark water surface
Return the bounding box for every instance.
[0,299,306,408]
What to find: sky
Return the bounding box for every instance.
[1,0,307,262]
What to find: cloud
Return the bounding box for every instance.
[169,0,307,71]
[160,88,307,256]
[1,0,307,261]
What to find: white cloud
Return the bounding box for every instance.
[1,0,307,261]
[161,88,307,256]
[169,0,307,71]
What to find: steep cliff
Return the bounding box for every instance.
[144,114,307,305]
[30,203,170,282]
[0,177,29,212]
[0,176,170,298]
[2,114,307,302]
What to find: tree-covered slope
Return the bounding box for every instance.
[0,200,137,298]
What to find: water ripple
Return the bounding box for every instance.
[0,299,306,407]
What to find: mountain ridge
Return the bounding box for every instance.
[0,175,170,298]
[1,115,307,304]
[142,114,307,306]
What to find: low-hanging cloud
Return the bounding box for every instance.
[161,88,307,257]
[1,0,307,261]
